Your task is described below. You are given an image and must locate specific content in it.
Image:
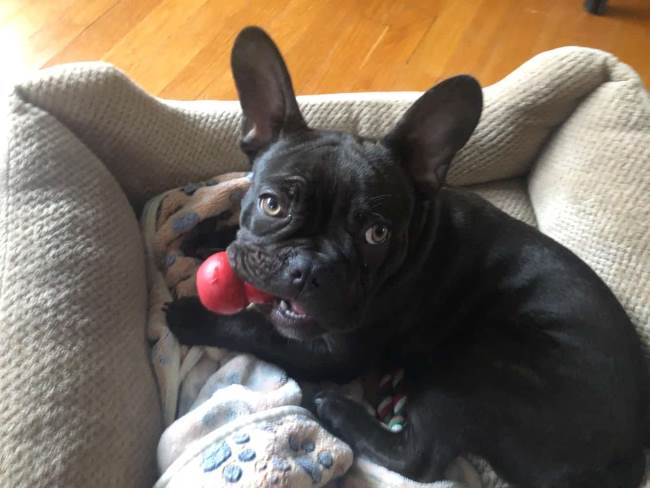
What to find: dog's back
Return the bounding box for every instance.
[401,188,647,487]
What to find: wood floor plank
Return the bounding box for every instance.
[408,0,483,81]
[347,0,434,92]
[0,1,27,24]
[101,0,216,94]
[24,0,118,69]
[313,16,388,94]
[45,0,163,68]
[476,0,554,86]
[2,0,648,99]
[270,0,372,94]
[3,0,79,39]
[609,19,650,82]
[0,0,92,83]
[160,0,294,99]
[199,0,368,98]
[441,0,519,85]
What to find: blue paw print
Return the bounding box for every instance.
[202,441,231,472]
[223,464,243,483]
[296,455,322,484]
[232,432,250,444]
[238,448,256,462]
[181,182,200,196]
[271,457,291,472]
[172,212,199,233]
[288,434,316,453]
[288,434,301,452]
[164,254,176,268]
[204,439,258,483]
[285,434,333,484]
[317,451,334,469]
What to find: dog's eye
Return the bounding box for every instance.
[365,224,391,245]
[259,194,284,217]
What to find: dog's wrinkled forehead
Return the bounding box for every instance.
[251,131,413,218]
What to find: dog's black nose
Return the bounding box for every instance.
[287,256,312,292]
[290,268,304,285]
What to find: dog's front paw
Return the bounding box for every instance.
[164,296,214,345]
[314,391,365,446]
[164,296,200,328]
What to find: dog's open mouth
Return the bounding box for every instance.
[277,299,309,319]
[227,244,323,338]
[266,298,323,340]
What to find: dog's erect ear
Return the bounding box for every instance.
[384,75,482,195]
[231,26,307,160]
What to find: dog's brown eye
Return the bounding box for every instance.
[259,194,283,217]
[365,224,391,245]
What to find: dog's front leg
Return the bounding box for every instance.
[165,296,367,381]
[315,391,458,482]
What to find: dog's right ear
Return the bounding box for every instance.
[384,75,482,196]
[231,26,307,161]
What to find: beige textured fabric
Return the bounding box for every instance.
[465,178,537,227]
[0,46,648,487]
[0,92,162,485]
[528,62,650,349]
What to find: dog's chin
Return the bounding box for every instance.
[260,299,325,341]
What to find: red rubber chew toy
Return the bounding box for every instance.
[196,251,274,314]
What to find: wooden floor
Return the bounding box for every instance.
[1,0,649,100]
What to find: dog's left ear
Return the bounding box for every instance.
[384,75,482,195]
[231,26,308,160]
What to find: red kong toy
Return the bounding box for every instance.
[196,251,274,314]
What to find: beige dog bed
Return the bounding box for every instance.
[0,46,648,487]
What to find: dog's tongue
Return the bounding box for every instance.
[290,300,307,315]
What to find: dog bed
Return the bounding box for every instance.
[0,46,648,487]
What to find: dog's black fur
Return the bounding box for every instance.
[166,27,648,487]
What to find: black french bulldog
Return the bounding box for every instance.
[166,27,648,487]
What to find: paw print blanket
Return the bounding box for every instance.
[141,172,482,488]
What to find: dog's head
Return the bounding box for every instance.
[227,27,482,340]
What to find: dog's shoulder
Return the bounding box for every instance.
[434,187,543,257]
[438,186,531,231]
[433,186,633,336]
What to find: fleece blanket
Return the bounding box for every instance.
[141,173,482,488]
